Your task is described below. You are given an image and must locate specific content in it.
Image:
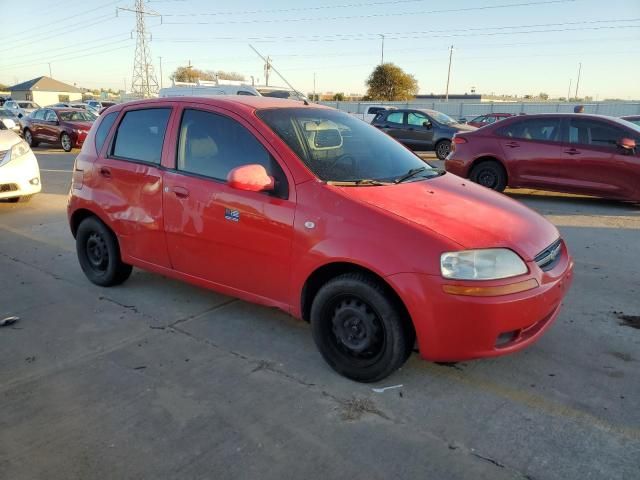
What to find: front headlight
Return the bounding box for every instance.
[441,249,528,280]
[0,139,31,167]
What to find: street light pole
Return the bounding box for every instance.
[48,63,52,78]
[567,78,572,101]
[574,62,582,100]
[445,45,454,102]
[379,34,385,65]
[159,56,163,89]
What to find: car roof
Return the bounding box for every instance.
[116,95,327,113]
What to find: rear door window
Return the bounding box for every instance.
[569,119,627,149]
[112,108,171,164]
[498,118,561,142]
[94,112,118,153]
[386,112,404,125]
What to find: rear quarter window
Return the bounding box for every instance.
[94,112,118,154]
[111,108,171,164]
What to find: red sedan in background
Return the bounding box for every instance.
[446,113,640,202]
[67,97,573,382]
[22,108,95,152]
[464,113,514,128]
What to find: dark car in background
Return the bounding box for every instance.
[463,113,514,128]
[371,108,476,159]
[445,114,640,202]
[22,108,95,152]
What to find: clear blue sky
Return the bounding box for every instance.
[1,0,639,99]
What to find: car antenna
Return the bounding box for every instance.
[249,44,309,105]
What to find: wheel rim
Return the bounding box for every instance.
[437,142,450,158]
[329,296,385,360]
[85,232,109,273]
[477,168,498,188]
[25,131,32,145]
[62,134,71,150]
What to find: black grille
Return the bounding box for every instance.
[535,239,563,272]
[0,183,18,193]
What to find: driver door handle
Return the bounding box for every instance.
[172,186,190,199]
[564,148,581,155]
[505,142,520,148]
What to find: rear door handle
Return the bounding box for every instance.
[564,148,581,155]
[505,142,520,148]
[172,186,190,199]
[99,167,111,178]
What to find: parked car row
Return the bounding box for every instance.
[23,108,95,152]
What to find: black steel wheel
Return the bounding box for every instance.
[76,216,132,286]
[311,273,414,383]
[469,160,507,192]
[435,140,452,160]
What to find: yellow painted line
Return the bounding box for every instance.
[420,362,640,440]
[0,223,74,253]
[545,214,640,230]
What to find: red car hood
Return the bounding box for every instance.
[338,173,559,261]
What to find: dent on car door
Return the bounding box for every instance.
[566,118,639,198]
[99,106,174,268]
[162,107,295,305]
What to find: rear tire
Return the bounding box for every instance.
[61,132,72,152]
[76,216,132,287]
[24,129,38,147]
[310,273,414,383]
[469,160,507,192]
[435,139,452,160]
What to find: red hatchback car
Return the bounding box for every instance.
[23,107,94,152]
[446,114,640,202]
[68,97,573,382]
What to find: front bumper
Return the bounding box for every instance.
[387,242,574,361]
[0,151,41,200]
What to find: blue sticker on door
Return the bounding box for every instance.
[225,208,240,222]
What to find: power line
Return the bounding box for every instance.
[4,45,132,71]
[162,0,577,25]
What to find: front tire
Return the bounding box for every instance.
[311,273,414,383]
[435,139,452,160]
[61,132,72,152]
[76,216,132,287]
[469,160,507,192]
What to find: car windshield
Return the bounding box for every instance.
[58,110,94,122]
[19,102,38,109]
[257,107,441,184]
[423,110,457,125]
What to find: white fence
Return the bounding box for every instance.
[318,101,640,119]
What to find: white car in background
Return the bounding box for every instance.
[0,129,41,203]
[3,100,40,119]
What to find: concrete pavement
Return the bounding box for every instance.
[1,149,639,479]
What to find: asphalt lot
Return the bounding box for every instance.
[1,147,639,480]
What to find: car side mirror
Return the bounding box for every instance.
[459,118,467,124]
[617,137,636,152]
[227,164,275,192]
[17,113,23,118]
[423,121,432,130]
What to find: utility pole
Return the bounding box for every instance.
[567,78,572,101]
[445,45,454,102]
[158,56,163,89]
[119,0,160,97]
[48,63,52,78]
[574,62,582,100]
[264,56,272,86]
[379,34,385,65]
[313,72,316,102]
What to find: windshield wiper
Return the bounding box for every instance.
[394,167,427,184]
[327,178,392,186]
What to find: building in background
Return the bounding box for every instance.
[8,76,82,105]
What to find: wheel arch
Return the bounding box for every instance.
[69,208,110,238]
[300,262,415,338]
